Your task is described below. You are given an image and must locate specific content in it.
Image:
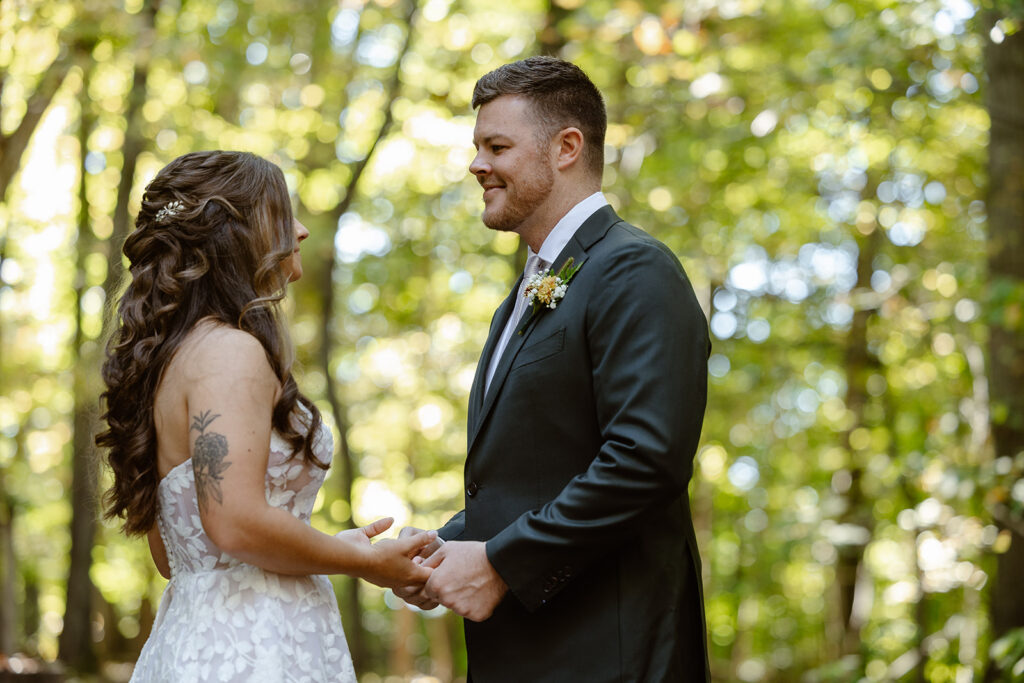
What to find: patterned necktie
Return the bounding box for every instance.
[485,253,546,393]
[510,253,545,327]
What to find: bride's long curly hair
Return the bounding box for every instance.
[97,150,325,537]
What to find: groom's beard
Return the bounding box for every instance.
[480,161,554,233]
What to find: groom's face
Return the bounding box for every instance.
[470,95,554,233]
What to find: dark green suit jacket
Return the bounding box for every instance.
[441,206,711,682]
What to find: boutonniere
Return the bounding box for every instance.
[519,257,582,334]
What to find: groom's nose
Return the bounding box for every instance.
[469,152,490,178]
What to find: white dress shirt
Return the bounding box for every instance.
[484,191,609,393]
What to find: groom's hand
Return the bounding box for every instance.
[398,525,444,560]
[422,540,508,622]
[392,526,443,610]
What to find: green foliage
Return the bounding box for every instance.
[0,0,1012,680]
[990,628,1024,681]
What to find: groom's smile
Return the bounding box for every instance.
[481,183,505,201]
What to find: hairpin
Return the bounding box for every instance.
[155,200,184,223]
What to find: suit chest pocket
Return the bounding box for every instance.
[510,328,565,371]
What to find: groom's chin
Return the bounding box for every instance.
[481,206,520,232]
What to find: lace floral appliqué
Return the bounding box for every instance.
[132,414,355,683]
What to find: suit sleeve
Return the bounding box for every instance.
[438,510,465,541]
[485,239,710,611]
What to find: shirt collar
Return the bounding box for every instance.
[529,191,609,266]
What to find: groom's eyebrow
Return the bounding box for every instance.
[473,134,509,148]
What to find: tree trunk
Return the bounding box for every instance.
[835,227,881,656]
[22,576,40,651]
[425,613,454,680]
[109,70,151,287]
[902,478,927,683]
[985,12,1024,654]
[315,1,419,671]
[388,606,416,676]
[59,2,157,667]
[0,496,15,653]
[58,61,99,672]
[295,2,364,666]
[538,0,571,56]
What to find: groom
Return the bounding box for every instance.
[398,57,711,682]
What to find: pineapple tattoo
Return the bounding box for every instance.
[190,410,231,510]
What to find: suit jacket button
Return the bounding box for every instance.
[467,481,479,497]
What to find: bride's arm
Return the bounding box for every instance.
[184,327,434,588]
[147,525,171,579]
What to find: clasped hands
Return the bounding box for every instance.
[392,527,508,622]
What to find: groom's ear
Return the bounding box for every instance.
[554,127,585,171]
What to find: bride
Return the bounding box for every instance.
[96,150,436,682]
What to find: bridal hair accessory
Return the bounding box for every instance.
[519,257,581,334]
[155,200,185,223]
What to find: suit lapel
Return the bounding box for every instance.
[467,205,622,454]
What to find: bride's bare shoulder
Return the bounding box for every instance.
[174,320,276,384]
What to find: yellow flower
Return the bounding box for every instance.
[533,276,559,304]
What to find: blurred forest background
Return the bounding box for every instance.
[1,0,1023,680]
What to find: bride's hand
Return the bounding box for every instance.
[393,526,443,610]
[335,517,396,547]
[338,519,436,588]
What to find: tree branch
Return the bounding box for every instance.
[0,49,76,199]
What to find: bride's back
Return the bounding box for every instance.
[152,321,333,574]
[152,320,269,481]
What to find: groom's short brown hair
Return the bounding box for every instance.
[472,57,606,177]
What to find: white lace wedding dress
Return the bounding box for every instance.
[131,414,356,682]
